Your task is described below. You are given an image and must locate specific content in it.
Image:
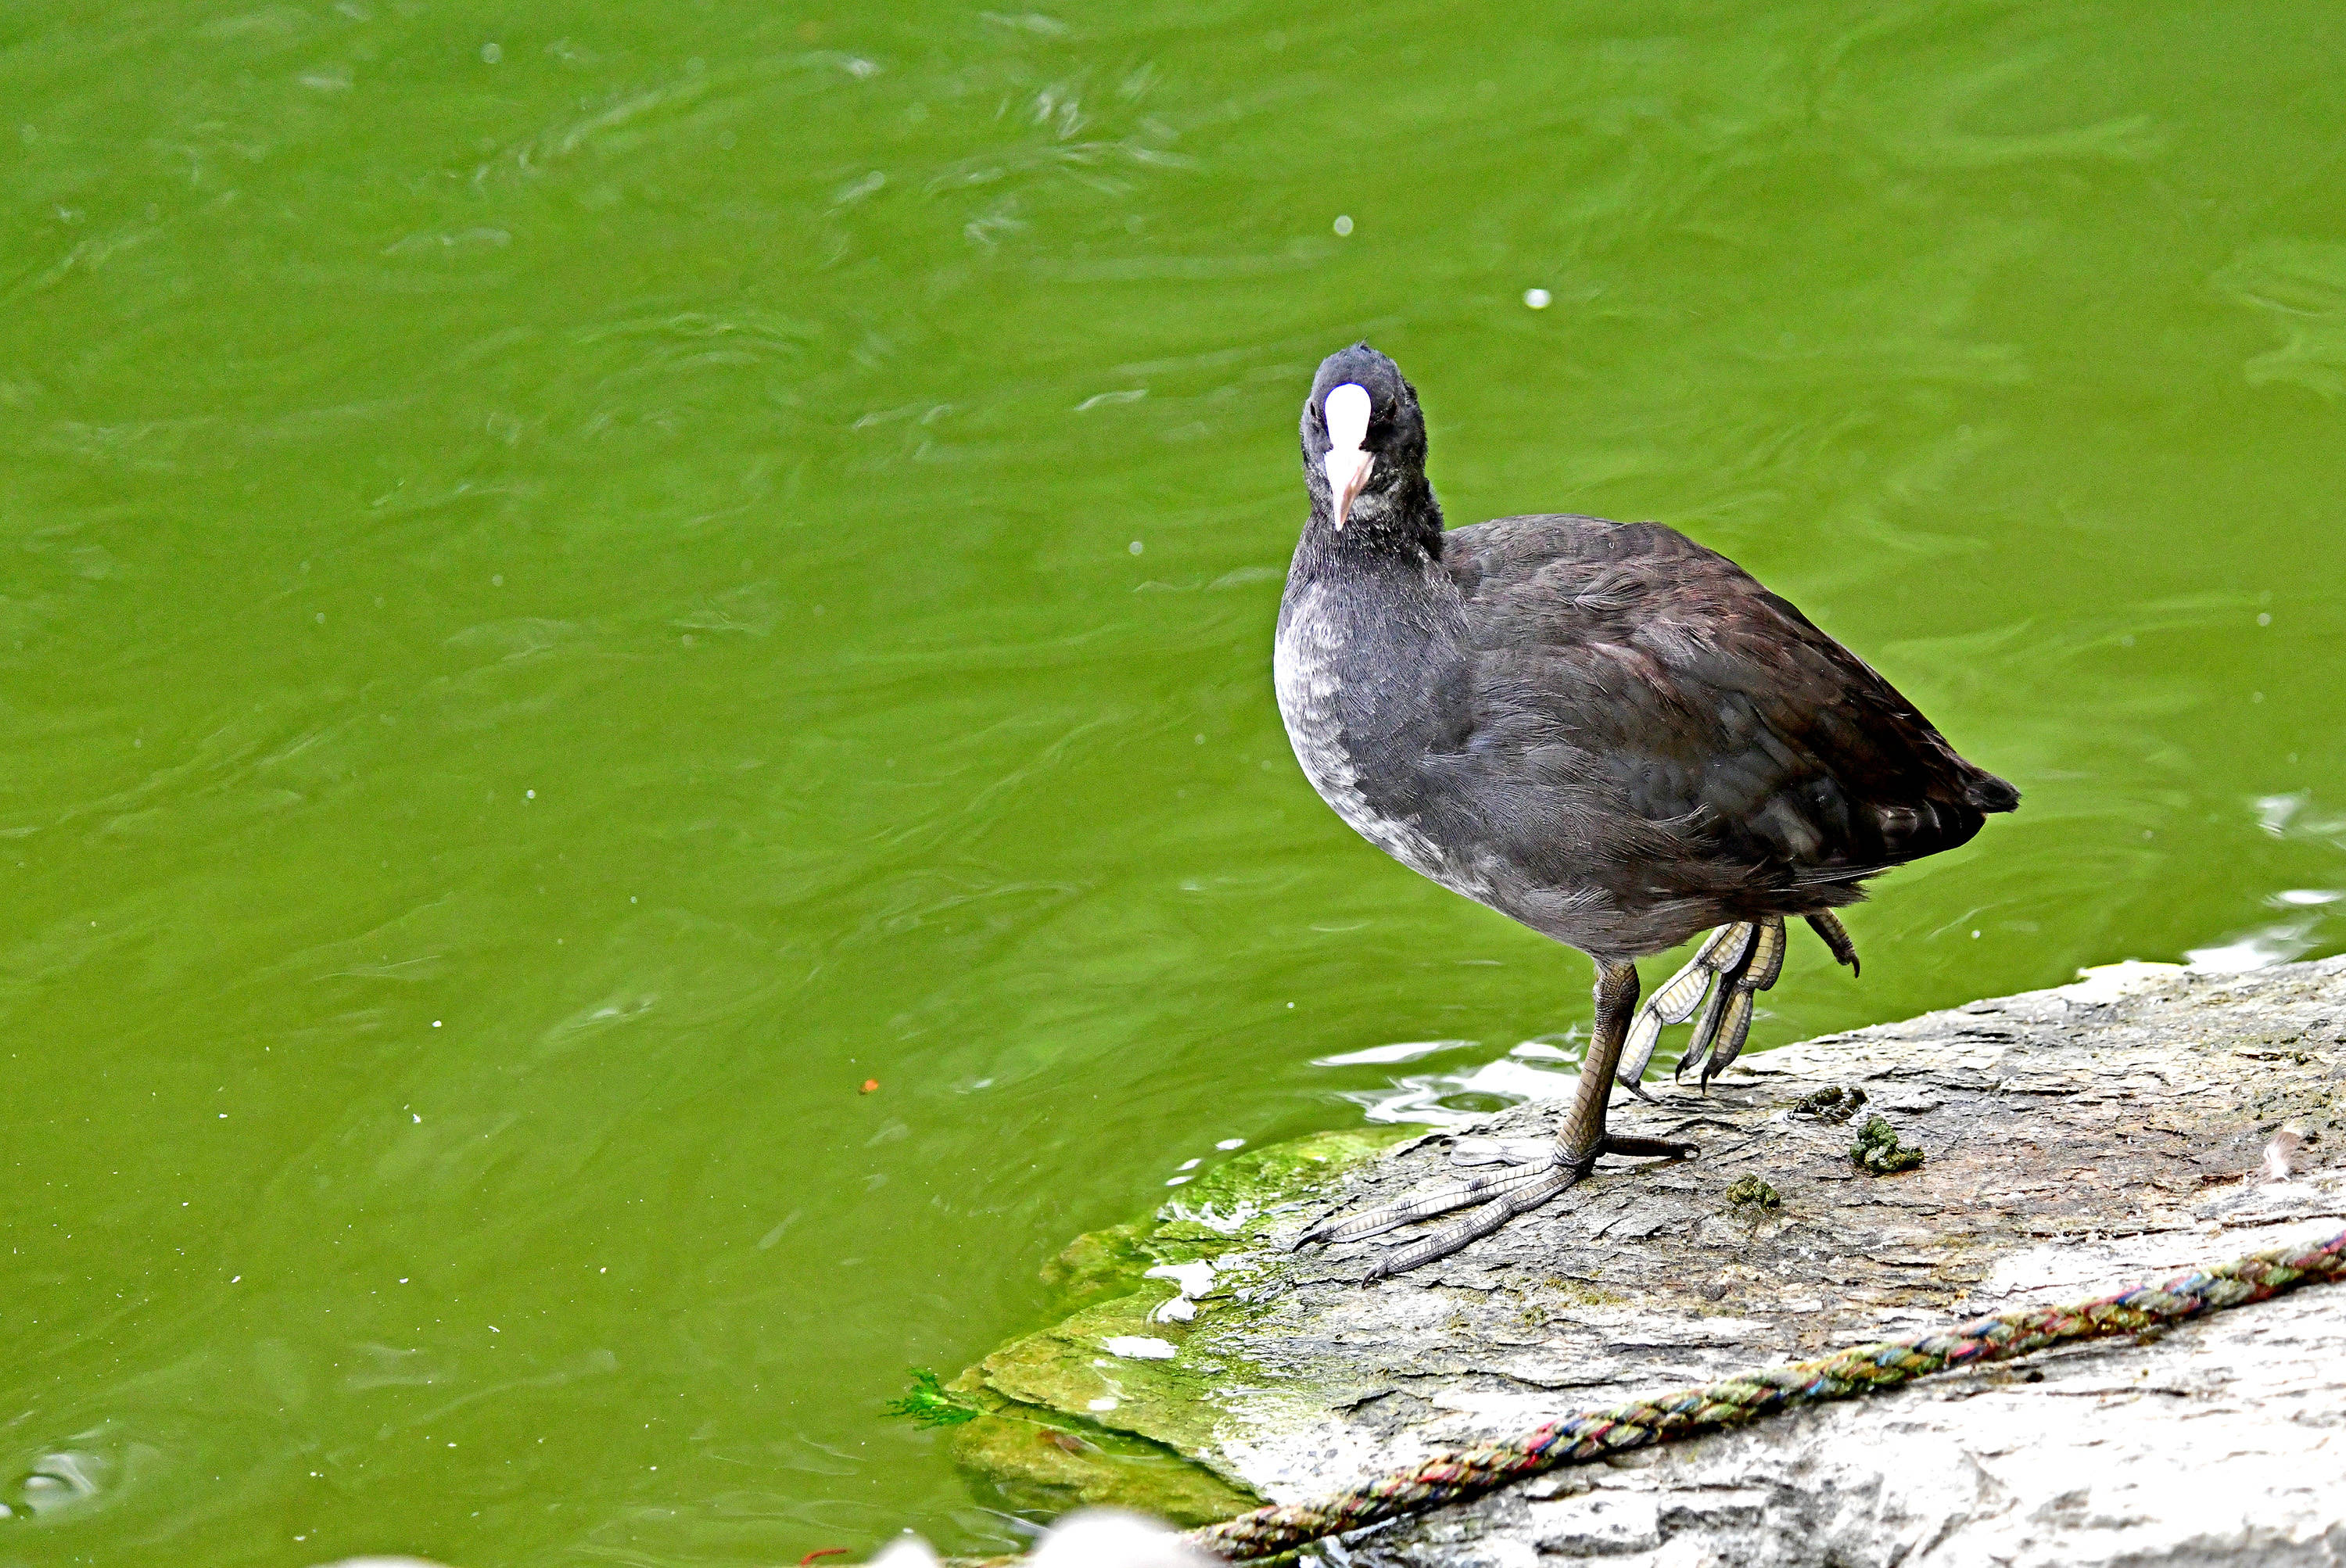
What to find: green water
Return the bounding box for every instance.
[6,2,2344,1562]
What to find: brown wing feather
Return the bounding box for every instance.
[1443,514,2015,913]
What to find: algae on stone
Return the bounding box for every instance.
[947,1409,1257,1526]
[883,1367,980,1429]
[1038,1219,1158,1312]
[943,1125,1417,1518]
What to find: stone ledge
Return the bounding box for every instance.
[948,956,2346,1564]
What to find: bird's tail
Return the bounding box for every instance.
[1964,771,2021,813]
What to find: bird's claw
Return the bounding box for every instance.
[1583,1132,1698,1163]
[1806,910,1860,976]
[1449,1137,1553,1168]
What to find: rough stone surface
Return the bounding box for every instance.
[952,956,2346,1564]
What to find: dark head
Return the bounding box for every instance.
[1300,343,1439,548]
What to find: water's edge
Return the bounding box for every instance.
[933,1125,1417,1521]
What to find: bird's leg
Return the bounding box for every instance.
[1806,910,1860,975]
[1303,960,1694,1282]
[1558,960,1698,1167]
[1616,924,1752,1092]
[1680,916,1787,1089]
[1364,962,1692,1280]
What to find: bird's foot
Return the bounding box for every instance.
[1675,916,1785,1089]
[1300,1133,1696,1282]
[1614,917,1804,1093]
[1295,1159,1559,1249]
[1614,924,1752,1089]
[1617,915,1864,1093]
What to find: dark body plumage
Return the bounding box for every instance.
[1275,349,2014,966]
[1276,343,2016,1279]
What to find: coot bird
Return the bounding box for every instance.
[1276,343,2016,1279]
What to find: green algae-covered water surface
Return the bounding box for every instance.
[6,2,2345,1562]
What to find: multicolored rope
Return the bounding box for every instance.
[1186,1225,2346,1562]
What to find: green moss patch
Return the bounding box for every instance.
[942,1125,1415,1517]
[884,1367,980,1428]
[948,1408,1258,1526]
